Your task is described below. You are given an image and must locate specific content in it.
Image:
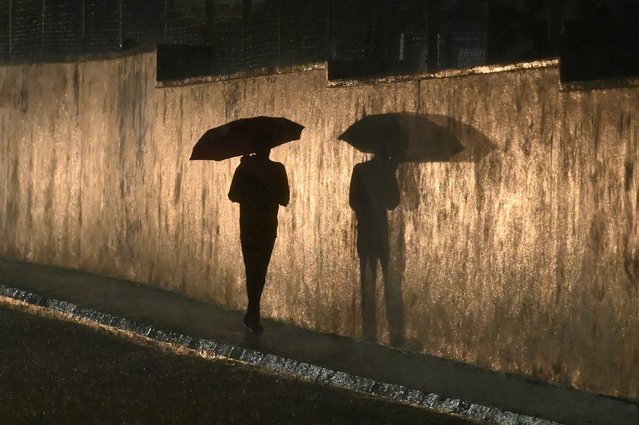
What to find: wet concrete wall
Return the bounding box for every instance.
[1,52,638,401]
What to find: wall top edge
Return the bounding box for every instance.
[326,59,560,87]
[158,58,560,89]
[156,62,328,88]
[560,77,639,92]
[0,45,155,67]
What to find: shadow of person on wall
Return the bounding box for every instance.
[228,141,290,334]
[349,144,404,345]
[340,112,495,347]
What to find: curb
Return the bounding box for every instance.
[0,284,561,425]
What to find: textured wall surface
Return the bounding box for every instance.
[1,52,638,401]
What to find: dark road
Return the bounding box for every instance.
[0,307,477,425]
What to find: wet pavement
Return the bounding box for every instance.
[0,307,476,425]
[1,258,638,425]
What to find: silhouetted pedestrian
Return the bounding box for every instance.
[228,141,289,333]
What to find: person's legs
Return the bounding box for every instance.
[241,235,276,330]
[242,240,259,326]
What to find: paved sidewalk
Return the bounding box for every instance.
[0,258,637,425]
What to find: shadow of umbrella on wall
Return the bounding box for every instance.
[190,116,304,160]
[338,113,494,162]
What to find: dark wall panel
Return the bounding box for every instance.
[0,1,9,56]
[280,0,328,66]
[242,0,279,69]
[122,0,166,47]
[42,0,84,55]
[10,0,43,56]
[84,0,120,52]
[166,0,205,45]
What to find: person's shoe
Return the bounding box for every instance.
[243,317,264,333]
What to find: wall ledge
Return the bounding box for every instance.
[155,57,561,89]
[326,59,560,87]
[560,77,639,92]
[0,45,155,66]
[156,62,328,88]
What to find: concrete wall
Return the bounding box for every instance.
[1,51,638,401]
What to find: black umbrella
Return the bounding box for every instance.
[190,116,304,161]
[338,113,493,162]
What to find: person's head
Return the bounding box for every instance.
[255,144,271,159]
[373,142,395,162]
[252,132,271,159]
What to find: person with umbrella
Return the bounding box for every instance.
[191,116,301,333]
[228,135,290,333]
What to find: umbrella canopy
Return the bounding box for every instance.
[338,113,493,163]
[190,116,304,160]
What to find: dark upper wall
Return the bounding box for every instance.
[1,50,638,401]
[0,0,562,77]
[5,0,639,84]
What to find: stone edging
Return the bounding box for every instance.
[0,284,561,425]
